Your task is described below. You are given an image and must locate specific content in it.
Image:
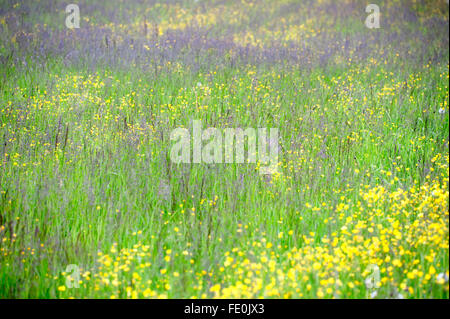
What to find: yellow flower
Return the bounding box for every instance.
[429,266,436,275]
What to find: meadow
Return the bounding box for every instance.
[0,0,448,299]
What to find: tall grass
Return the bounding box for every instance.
[0,0,448,298]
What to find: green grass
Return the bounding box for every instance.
[0,0,448,299]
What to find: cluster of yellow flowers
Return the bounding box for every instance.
[59,154,448,298]
[215,163,448,298]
